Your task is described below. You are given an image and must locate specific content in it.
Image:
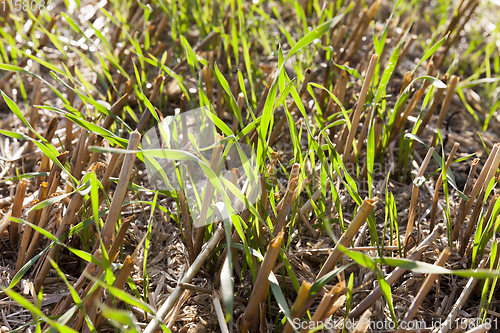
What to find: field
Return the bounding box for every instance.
[0,0,500,332]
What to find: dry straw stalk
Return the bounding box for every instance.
[240,231,284,333]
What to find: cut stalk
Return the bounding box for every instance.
[484,194,498,230]
[269,68,312,146]
[93,253,136,329]
[454,143,500,246]
[317,197,378,278]
[352,309,372,333]
[193,135,224,255]
[15,199,38,273]
[282,281,311,333]
[27,80,42,153]
[430,143,459,230]
[460,144,500,255]
[343,54,378,163]
[15,182,48,273]
[101,130,141,249]
[452,158,478,240]
[25,152,68,263]
[34,186,84,293]
[300,286,338,333]
[9,179,28,247]
[416,75,447,138]
[37,118,59,187]
[326,69,347,118]
[240,231,284,333]
[403,147,434,250]
[178,190,194,264]
[432,76,460,147]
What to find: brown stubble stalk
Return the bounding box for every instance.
[15,182,48,273]
[79,154,125,215]
[330,69,349,144]
[300,283,344,333]
[436,0,479,69]
[47,163,122,321]
[27,80,42,153]
[322,294,346,320]
[325,68,347,117]
[87,93,130,166]
[349,224,444,319]
[193,135,224,256]
[396,34,417,68]
[349,106,373,165]
[272,177,298,233]
[81,235,145,331]
[415,74,448,138]
[318,64,331,110]
[51,216,135,322]
[256,69,276,118]
[68,124,89,191]
[340,9,367,61]
[484,194,499,231]
[276,163,300,213]
[400,71,413,95]
[101,130,141,250]
[53,165,138,323]
[397,247,451,332]
[342,54,378,163]
[65,62,76,152]
[299,288,336,333]
[239,231,284,333]
[352,309,372,333]
[445,0,480,50]
[282,281,311,333]
[317,197,378,279]
[451,159,478,241]
[178,190,194,264]
[37,117,59,187]
[9,178,28,247]
[403,147,434,251]
[430,142,460,230]
[404,63,434,127]
[344,0,381,61]
[33,181,84,293]
[24,152,69,264]
[453,143,500,248]
[14,199,38,273]
[392,62,435,148]
[460,143,500,256]
[432,75,460,147]
[444,0,471,39]
[269,68,312,146]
